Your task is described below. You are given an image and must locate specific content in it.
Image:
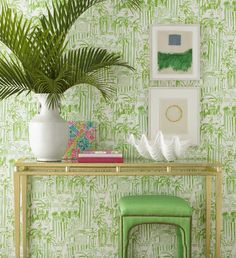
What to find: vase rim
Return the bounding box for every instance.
[35,93,50,103]
[35,93,62,109]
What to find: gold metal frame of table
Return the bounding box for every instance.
[14,159,222,258]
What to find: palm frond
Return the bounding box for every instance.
[0,4,65,76]
[0,0,140,105]
[120,0,142,11]
[0,4,43,68]
[45,93,65,109]
[39,0,103,39]
[35,0,104,72]
[34,31,68,77]
[30,66,73,107]
[32,67,71,94]
[37,46,133,106]
[60,47,134,85]
[38,0,141,50]
[79,70,117,101]
[0,56,32,100]
[52,47,134,100]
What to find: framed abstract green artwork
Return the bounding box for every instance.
[151,24,200,80]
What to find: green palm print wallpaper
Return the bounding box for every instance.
[0,0,236,257]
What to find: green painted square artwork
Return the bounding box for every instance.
[157,30,193,73]
[158,33,192,72]
[151,25,200,80]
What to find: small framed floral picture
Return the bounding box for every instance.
[149,87,200,145]
[151,24,200,80]
[64,121,96,159]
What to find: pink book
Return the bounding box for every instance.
[77,157,124,163]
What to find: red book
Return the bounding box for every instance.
[77,157,124,163]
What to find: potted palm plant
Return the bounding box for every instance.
[0,0,140,161]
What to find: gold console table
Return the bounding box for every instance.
[14,159,222,258]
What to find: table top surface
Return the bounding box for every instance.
[15,158,221,168]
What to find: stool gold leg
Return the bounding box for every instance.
[206,176,212,258]
[22,176,28,258]
[216,168,222,258]
[120,216,123,258]
[14,173,20,258]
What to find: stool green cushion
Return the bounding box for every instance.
[119,195,192,216]
[119,195,193,258]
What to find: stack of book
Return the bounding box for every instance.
[78,151,123,163]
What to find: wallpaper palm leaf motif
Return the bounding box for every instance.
[0,0,236,257]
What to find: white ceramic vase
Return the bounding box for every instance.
[29,94,69,161]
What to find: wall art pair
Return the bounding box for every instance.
[149,25,200,145]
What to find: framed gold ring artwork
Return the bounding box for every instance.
[149,87,200,145]
[165,105,183,122]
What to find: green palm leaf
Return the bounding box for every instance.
[79,71,116,101]
[60,47,134,83]
[40,47,133,106]
[39,0,141,41]
[0,4,42,68]
[37,0,141,79]
[0,55,32,99]
[60,47,133,90]
[40,0,103,38]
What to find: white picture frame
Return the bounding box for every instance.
[149,87,200,145]
[151,24,200,80]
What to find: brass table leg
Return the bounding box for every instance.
[216,168,222,258]
[205,176,212,258]
[14,173,20,258]
[22,176,28,258]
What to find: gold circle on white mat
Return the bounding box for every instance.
[165,105,183,123]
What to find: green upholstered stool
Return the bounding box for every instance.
[119,195,192,258]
